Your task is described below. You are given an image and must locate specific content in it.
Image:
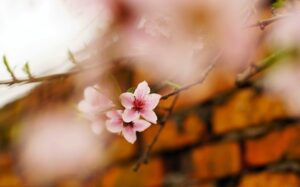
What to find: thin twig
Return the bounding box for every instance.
[133,49,286,171]
[247,15,288,30]
[236,50,286,86]
[161,51,222,100]
[132,52,222,170]
[133,53,219,170]
[0,63,111,85]
[133,93,180,172]
[0,14,285,86]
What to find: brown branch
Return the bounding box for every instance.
[236,50,285,86]
[161,51,222,100]
[0,14,285,86]
[133,49,286,171]
[132,52,222,172]
[133,93,180,172]
[0,63,111,85]
[247,15,288,30]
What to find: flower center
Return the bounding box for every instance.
[133,99,144,112]
[123,121,134,128]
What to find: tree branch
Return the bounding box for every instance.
[133,48,286,171]
[0,63,111,85]
[161,51,222,100]
[133,93,180,172]
[247,15,288,30]
[236,50,286,86]
[132,51,221,172]
[0,14,285,85]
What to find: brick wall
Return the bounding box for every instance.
[0,68,299,187]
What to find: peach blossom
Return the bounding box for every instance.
[105,110,151,143]
[120,81,161,123]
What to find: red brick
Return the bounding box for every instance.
[143,113,205,152]
[101,159,164,187]
[0,153,13,171]
[245,125,300,166]
[239,172,300,187]
[213,89,287,134]
[192,142,241,179]
[0,172,22,187]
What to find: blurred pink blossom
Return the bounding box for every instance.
[78,85,114,120]
[18,110,102,185]
[105,110,151,143]
[268,10,300,49]
[79,81,161,143]
[110,0,260,84]
[120,81,161,123]
[264,63,300,115]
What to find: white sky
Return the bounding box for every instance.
[0,0,106,107]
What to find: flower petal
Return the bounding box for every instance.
[84,86,99,104]
[106,110,122,120]
[141,110,158,124]
[97,94,115,109]
[122,109,140,123]
[134,81,150,99]
[84,86,114,111]
[120,92,134,109]
[122,127,137,144]
[78,100,96,113]
[144,93,161,110]
[105,119,123,133]
[133,119,151,132]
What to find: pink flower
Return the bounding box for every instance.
[120,81,161,123]
[105,110,151,143]
[78,86,114,119]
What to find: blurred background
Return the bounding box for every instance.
[0,0,300,186]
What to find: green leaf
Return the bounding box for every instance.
[127,87,135,93]
[272,0,285,9]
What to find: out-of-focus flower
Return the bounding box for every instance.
[265,3,300,114]
[78,81,161,144]
[105,110,151,143]
[78,0,261,85]
[268,10,300,49]
[107,0,260,84]
[193,0,258,70]
[18,110,102,185]
[120,81,161,123]
[264,62,300,115]
[78,85,114,120]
